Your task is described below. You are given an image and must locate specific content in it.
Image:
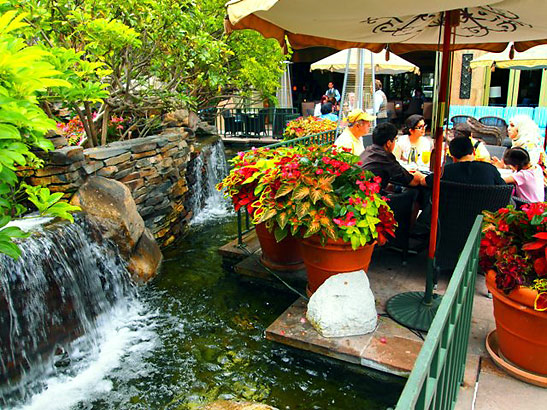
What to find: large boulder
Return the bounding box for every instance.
[306,270,377,338]
[128,228,162,283]
[70,176,145,257]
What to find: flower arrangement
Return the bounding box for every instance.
[479,203,547,311]
[283,116,337,141]
[217,145,397,250]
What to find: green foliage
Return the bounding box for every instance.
[24,185,81,222]
[0,10,80,259]
[9,0,287,146]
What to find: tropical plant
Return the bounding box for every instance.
[283,116,337,141]
[0,10,80,258]
[480,203,547,311]
[217,145,397,250]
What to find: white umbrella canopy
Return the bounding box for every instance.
[470,43,547,70]
[226,0,547,53]
[225,0,547,331]
[310,48,420,75]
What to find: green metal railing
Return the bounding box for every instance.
[395,215,483,410]
[234,130,337,245]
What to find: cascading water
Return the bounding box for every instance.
[1,141,402,409]
[0,218,154,408]
[185,138,231,224]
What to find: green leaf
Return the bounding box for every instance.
[274,226,288,243]
[0,123,21,139]
[0,238,22,259]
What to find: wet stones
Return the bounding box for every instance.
[18,130,194,247]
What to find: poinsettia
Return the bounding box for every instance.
[480,203,547,311]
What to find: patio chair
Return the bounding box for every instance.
[222,110,243,136]
[385,189,417,264]
[450,115,473,127]
[485,144,506,159]
[435,181,512,275]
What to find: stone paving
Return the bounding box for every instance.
[222,233,547,408]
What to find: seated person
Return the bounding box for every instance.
[422,137,505,187]
[334,108,374,156]
[393,114,433,164]
[502,147,545,202]
[360,122,426,191]
[319,102,338,121]
[314,95,328,117]
[448,123,490,162]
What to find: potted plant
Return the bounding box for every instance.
[216,147,304,271]
[283,116,337,141]
[251,145,397,295]
[479,203,547,375]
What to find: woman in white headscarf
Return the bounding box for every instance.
[493,114,545,167]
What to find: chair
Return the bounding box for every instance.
[222,110,243,136]
[451,115,473,127]
[435,181,512,274]
[362,134,373,149]
[485,144,506,160]
[245,113,266,136]
[386,189,417,264]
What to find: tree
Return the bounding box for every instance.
[10,0,288,145]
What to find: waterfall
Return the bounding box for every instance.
[0,217,141,407]
[186,138,231,224]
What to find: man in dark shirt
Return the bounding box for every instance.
[422,137,506,187]
[360,122,426,190]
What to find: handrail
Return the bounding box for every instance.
[234,129,337,246]
[395,215,483,410]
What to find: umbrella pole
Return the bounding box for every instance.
[335,49,352,137]
[386,10,455,332]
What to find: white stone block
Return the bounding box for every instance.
[306,270,377,338]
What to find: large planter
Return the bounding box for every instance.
[486,269,547,375]
[255,223,304,271]
[299,236,375,295]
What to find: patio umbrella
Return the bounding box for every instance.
[226,0,547,331]
[470,43,547,70]
[311,48,420,75]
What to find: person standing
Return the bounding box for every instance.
[325,82,341,103]
[334,109,374,156]
[373,79,389,124]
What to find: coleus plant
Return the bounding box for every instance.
[480,202,547,311]
[218,144,397,250]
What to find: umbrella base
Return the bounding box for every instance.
[386,291,442,332]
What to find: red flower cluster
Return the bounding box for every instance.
[480,204,547,303]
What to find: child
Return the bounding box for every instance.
[502,147,545,202]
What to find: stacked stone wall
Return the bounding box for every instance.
[18,128,193,247]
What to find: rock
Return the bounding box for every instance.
[306,270,377,338]
[204,400,277,410]
[196,120,217,136]
[70,176,144,257]
[86,147,128,160]
[128,228,162,283]
[162,109,200,130]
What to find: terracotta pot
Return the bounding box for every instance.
[486,269,547,375]
[255,223,304,271]
[298,236,375,295]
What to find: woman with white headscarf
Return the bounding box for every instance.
[493,115,545,167]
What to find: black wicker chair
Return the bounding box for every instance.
[450,115,473,127]
[435,181,512,275]
[385,189,417,264]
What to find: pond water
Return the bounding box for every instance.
[13,144,403,410]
